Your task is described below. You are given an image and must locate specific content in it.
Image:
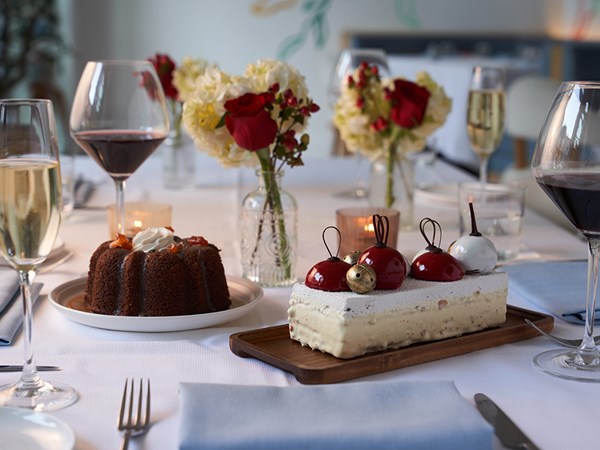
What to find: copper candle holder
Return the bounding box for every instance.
[335,207,400,257]
[107,202,172,238]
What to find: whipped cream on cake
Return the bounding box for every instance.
[288,272,507,359]
[132,227,175,252]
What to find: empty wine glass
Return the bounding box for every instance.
[466,66,506,185]
[329,48,390,199]
[0,99,78,410]
[532,81,600,382]
[70,60,169,236]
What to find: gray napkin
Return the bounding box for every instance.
[0,269,43,345]
[506,261,597,324]
[178,380,493,450]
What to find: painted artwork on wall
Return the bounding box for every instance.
[250,0,421,59]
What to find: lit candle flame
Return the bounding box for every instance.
[364,223,374,233]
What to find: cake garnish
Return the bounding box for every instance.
[305,226,352,292]
[448,202,497,275]
[357,214,407,290]
[166,243,181,253]
[188,236,209,246]
[346,264,377,294]
[411,218,464,282]
[109,233,133,250]
[132,227,175,253]
[342,250,361,265]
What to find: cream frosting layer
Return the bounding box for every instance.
[132,227,174,253]
[288,272,508,359]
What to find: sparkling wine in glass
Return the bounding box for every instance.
[532,81,600,382]
[466,66,506,185]
[70,60,169,236]
[329,48,390,199]
[0,99,78,410]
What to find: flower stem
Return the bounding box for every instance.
[251,149,292,281]
[385,142,396,208]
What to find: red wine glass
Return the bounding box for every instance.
[69,60,169,235]
[532,81,600,382]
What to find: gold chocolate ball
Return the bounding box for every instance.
[343,250,361,265]
[346,264,377,294]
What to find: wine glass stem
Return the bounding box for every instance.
[581,238,600,354]
[115,178,126,235]
[479,155,489,186]
[17,269,41,389]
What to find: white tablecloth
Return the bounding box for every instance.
[0,150,595,450]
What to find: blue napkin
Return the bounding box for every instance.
[0,269,42,345]
[178,380,492,450]
[505,261,597,324]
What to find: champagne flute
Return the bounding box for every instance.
[532,81,600,382]
[0,99,78,410]
[329,48,390,199]
[466,66,506,185]
[70,60,169,236]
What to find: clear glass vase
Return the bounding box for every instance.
[241,170,298,287]
[368,151,415,231]
[163,102,195,189]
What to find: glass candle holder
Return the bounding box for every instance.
[336,207,400,257]
[107,202,172,238]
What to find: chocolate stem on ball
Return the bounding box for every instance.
[372,214,390,248]
[418,217,443,254]
[322,225,342,260]
[468,202,483,237]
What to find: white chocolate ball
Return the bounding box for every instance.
[448,235,497,274]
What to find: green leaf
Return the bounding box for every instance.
[215,113,227,129]
[277,33,306,61]
[310,13,328,48]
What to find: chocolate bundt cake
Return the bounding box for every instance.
[85,227,231,316]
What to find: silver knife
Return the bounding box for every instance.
[0,365,60,373]
[474,393,540,450]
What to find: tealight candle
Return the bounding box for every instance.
[107,202,172,238]
[336,207,400,257]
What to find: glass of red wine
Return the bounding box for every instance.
[69,60,169,235]
[532,81,600,382]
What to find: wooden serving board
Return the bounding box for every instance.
[229,305,553,385]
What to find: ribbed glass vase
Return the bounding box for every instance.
[240,170,297,287]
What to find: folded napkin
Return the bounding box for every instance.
[506,261,597,324]
[0,269,42,345]
[178,380,492,450]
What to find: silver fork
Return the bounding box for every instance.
[118,378,151,450]
[525,318,600,349]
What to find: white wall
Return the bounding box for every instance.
[62,0,583,159]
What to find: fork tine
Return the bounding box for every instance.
[127,379,134,429]
[118,378,128,429]
[143,379,151,429]
[135,379,143,430]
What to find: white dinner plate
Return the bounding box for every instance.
[49,275,263,332]
[415,183,459,205]
[0,407,75,450]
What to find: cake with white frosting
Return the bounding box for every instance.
[288,272,507,359]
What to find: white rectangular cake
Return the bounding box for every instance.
[288,272,508,359]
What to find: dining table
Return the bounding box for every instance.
[0,147,596,450]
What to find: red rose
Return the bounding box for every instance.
[224,93,278,151]
[389,79,430,129]
[148,53,178,100]
[140,70,160,101]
